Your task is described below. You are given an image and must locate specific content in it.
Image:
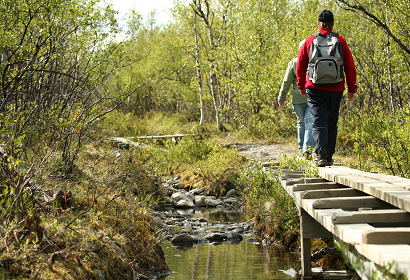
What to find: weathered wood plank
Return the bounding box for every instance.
[106,137,142,148]
[312,196,394,210]
[299,200,373,245]
[300,208,313,278]
[324,166,410,191]
[301,208,333,239]
[362,228,410,244]
[319,167,410,212]
[356,243,410,275]
[135,134,186,140]
[293,182,347,192]
[276,166,410,278]
[285,178,328,186]
[301,188,366,199]
[311,268,356,280]
[331,209,410,224]
[283,173,306,179]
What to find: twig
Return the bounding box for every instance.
[61,207,92,231]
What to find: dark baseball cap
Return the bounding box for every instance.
[318,10,334,22]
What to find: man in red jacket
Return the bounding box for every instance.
[296,9,358,167]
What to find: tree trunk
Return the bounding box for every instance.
[193,14,205,125]
[191,0,223,130]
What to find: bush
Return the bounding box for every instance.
[246,107,297,141]
[352,105,410,177]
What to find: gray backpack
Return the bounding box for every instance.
[308,32,344,86]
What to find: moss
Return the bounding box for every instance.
[315,253,346,270]
[280,230,300,249]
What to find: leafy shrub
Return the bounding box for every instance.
[237,154,319,247]
[352,105,410,177]
[246,107,297,141]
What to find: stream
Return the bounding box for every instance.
[160,208,301,280]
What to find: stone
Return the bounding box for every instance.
[190,187,206,196]
[226,189,239,198]
[226,232,243,242]
[171,192,195,208]
[204,233,226,242]
[233,227,244,233]
[223,198,238,206]
[204,198,223,207]
[195,195,207,207]
[171,233,194,245]
[174,182,185,189]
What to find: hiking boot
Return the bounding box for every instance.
[317,154,328,167]
[304,152,312,160]
[326,155,334,166]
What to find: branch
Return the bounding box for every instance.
[335,0,410,55]
[86,86,139,126]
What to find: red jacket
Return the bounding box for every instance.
[296,28,358,93]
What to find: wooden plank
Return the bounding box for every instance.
[357,244,410,275]
[319,167,410,212]
[261,161,279,167]
[135,134,186,141]
[106,137,142,148]
[362,228,410,244]
[299,200,373,245]
[281,172,410,278]
[300,208,333,239]
[285,178,328,186]
[312,196,395,210]
[324,166,410,191]
[300,209,313,278]
[311,268,356,280]
[332,209,410,224]
[283,173,305,179]
[301,236,312,278]
[293,182,347,192]
[301,188,367,199]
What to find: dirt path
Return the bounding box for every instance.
[229,142,298,162]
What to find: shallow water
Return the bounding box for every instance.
[161,208,301,280]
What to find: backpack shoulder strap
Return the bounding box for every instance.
[327,32,343,59]
[310,33,323,58]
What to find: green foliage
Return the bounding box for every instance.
[131,134,213,176]
[277,153,319,179]
[246,107,297,141]
[238,154,319,243]
[100,111,194,137]
[109,0,410,152]
[0,0,130,175]
[352,105,410,177]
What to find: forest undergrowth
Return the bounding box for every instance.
[1,111,347,278]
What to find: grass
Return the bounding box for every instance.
[0,141,170,279]
[0,110,357,278]
[99,111,196,137]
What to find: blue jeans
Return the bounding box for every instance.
[306,88,343,156]
[292,103,313,153]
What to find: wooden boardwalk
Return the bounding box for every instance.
[279,165,410,279]
[106,134,187,148]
